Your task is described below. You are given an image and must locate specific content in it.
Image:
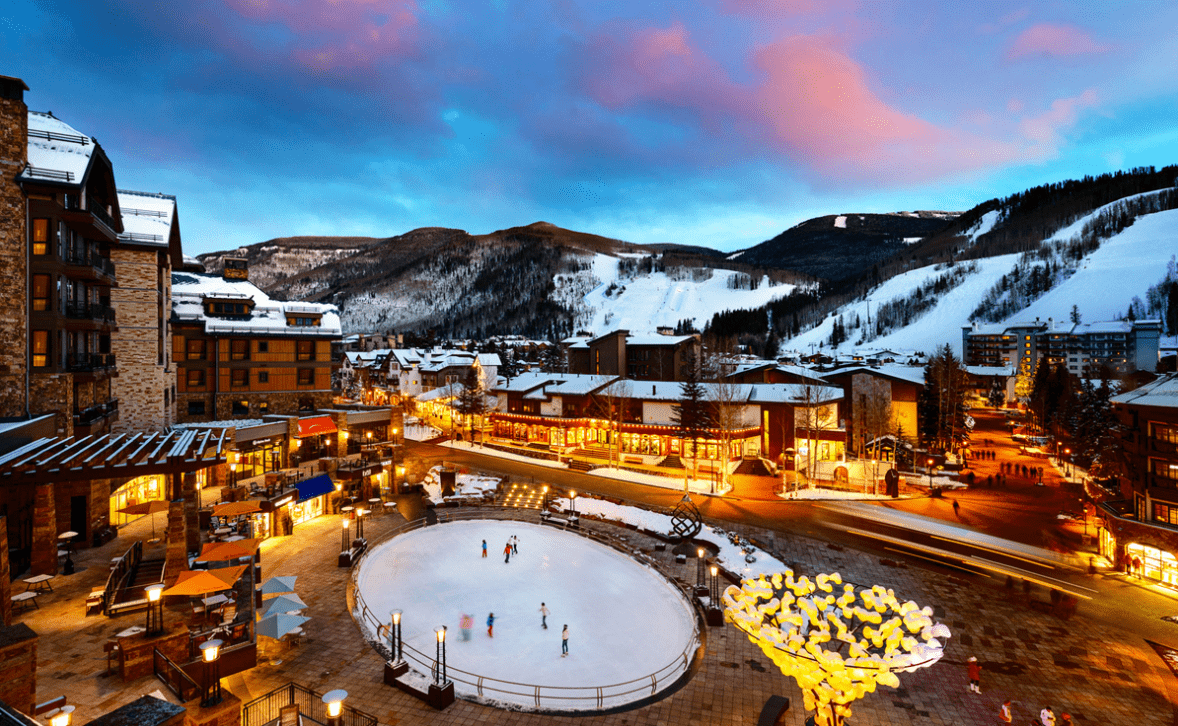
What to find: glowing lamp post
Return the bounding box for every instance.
[710,564,719,603]
[322,689,347,726]
[542,485,549,511]
[341,517,351,553]
[435,627,448,684]
[1064,448,1071,478]
[145,583,165,635]
[926,458,935,490]
[200,638,223,707]
[696,547,706,590]
[390,610,403,662]
[49,706,74,726]
[569,490,577,516]
[724,571,950,726]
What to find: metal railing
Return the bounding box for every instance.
[65,353,116,372]
[153,647,201,702]
[349,507,703,711]
[74,398,118,425]
[64,301,116,323]
[103,540,142,616]
[22,163,73,182]
[242,682,377,726]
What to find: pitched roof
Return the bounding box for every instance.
[117,190,175,248]
[1111,374,1178,408]
[171,271,341,336]
[22,110,95,185]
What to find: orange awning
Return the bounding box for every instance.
[297,415,337,438]
[213,501,262,517]
[163,566,246,596]
[118,500,170,516]
[195,539,261,563]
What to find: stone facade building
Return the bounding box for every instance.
[564,329,702,381]
[172,265,342,423]
[962,317,1161,379]
[110,190,183,432]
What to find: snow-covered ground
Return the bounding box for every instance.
[404,422,442,441]
[587,466,731,496]
[778,487,896,501]
[354,520,698,710]
[421,466,501,504]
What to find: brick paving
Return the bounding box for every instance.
[15,498,1177,725]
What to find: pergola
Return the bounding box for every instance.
[0,428,228,485]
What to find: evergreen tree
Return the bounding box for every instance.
[917,345,970,453]
[671,350,715,490]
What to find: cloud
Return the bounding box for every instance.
[978,7,1028,34]
[1005,23,1109,60]
[1019,88,1098,147]
[712,0,827,16]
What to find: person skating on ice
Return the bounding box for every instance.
[504,541,512,563]
[481,539,487,558]
[512,535,519,555]
[561,624,569,657]
[539,602,549,629]
[460,613,473,641]
[487,612,495,637]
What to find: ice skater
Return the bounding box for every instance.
[561,624,569,656]
[481,540,487,558]
[539,602,549,629]
[966,656,981,693]
[487,612,495,637]
[512,535,519,555]
[504,541,512,563]
[460,613,473,641]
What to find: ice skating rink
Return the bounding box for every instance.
[354,520,698,708]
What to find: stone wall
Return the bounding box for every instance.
[29,372,72,437]
[0,624,37,715]
[0,91,27,419]
[111,246,172,433]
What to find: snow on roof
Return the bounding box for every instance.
[561,336,592,349]
[625,333,696,346]
[533,374,615,397]
[599,380,843,405]
[417,383,464,402]
[171,271,341,337]
[1111,374,1178,408]
[173,418,265,429]
[22,110,94,185]
[495,371,560,393]
[823,364,926,387]
[476,353,502,366]
[746,383,843,404]
[117,190,175,247]
[965,365,1014,377]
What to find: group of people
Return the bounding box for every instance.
[481,536,521,562]
[470,538,570,656]
[972,658,1074,725]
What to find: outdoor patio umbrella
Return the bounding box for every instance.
[256,612,309,640]
[162,566,246,597]
[117,500,169,541]
[195,539,261,563]
[259,576,297,596]
[212,501,262,517]
[259,593,307,617]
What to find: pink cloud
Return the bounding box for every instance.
[713,0,825,16]
[223,0,419,72]
[1019,89,1098,146]
[1006,23,1109,60]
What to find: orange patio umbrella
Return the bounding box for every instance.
[163,565,247,596]
[213,501,262,517]
[118,499,170,541]
[195,539,261,563]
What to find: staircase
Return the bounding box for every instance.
[734,458,772,476]
[109,557,165,614]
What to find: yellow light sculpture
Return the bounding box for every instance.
[722,570,950,726]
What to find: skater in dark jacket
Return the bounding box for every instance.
[487,613,495,637]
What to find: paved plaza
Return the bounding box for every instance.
[16,498,1178,725]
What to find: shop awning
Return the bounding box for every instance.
[297,474,335,502]
[297,416,337,438]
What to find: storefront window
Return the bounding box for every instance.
[289,495,325,526]
[109,474,166,526]
[1127,542,1178,586]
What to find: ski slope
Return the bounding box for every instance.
[573,252,796,333]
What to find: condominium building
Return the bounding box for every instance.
[962,317,1160,378]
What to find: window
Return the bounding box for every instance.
[32,330,48,367]
[207,301,249,317]
[257,371,269,383]
[297,341,314,361]
[298,397,314,413]
[188,400,206,416]
[32,219,49,255]
[258,401,269,415]
[186,339,206,360]
[258,341,268,353]
[231,368,248,387]
[230,339,249,361]
[297,368,314,386]
[232,400,249,416]
[32,274,49,311]
[186,368,205,388]
[287,316,320,327]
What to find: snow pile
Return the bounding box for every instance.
[404,421,442,441]
[779,488,895,501]
[902,474,968,490]
[421,465,501,504]
[354,520,698,710]
[834,216,847,229]
[588,466,732,496]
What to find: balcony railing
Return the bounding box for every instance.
[74,398,118,425]
[65,352,116,372]
[64,301,116,324]
[63,246,116,277]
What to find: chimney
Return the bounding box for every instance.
[222,256,249,281]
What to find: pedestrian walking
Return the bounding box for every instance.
[539,602,550,629]
[966,656,981,693]
[487,613,495,637]
[512,535,519,555]
[504,541,512,563]
[561,624,569,656]
[460,613,473,641]
[481,540,487,558]
[1040,705,1056,726]
[1060,714,1072,726]
[999,699,1012,724]
[952,499,961,517]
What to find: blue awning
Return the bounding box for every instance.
[296,474,335,502]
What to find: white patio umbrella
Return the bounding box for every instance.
[256,612,310,640]
[259,576,298,596]
[259,593,307,617]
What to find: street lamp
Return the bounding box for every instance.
[200,638,223,707]
[569,490,578,516]
[927,458,935,490]
[696,547,706,589]
[390,610,403,663]
[145,583,165,635]
[1064,448,1071,478]
[322,689,347,726]
[356,508,366,540]
[48,707,74,726]
[542,485,549,511]
[710,564,718,603]
[871,459,877,496]
[435,627,448,684]
[341,517,351,553]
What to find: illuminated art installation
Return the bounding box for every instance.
[723,571,951,726]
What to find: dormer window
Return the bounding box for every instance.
[205,298,253,318]
[287,315,321,327]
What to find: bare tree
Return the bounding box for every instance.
[709,353,745,494]
[590,379,631,469]
[795,383,837,485]
[854,375,894,493]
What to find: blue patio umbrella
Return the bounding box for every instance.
[259,576,298,596]
[256,612,309,640]
[259,593,307,617]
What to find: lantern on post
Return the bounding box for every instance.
[435,627,448,684]
[145,583,165,635]
[200,638,223,707]
[322,689,347,726]
[341,517,350,553]
[49,706,74,726]
[390,609,403,662]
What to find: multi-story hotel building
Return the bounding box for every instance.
[173,264,342,423]
[962,317,1160,379]
[564,329,702,381]
[110,190,183,432]
[0,75,123,437]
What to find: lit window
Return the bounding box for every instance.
[32,330,48,367]
[297,368,314,386]
[32,274,49,311]
[32,219,49,255]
